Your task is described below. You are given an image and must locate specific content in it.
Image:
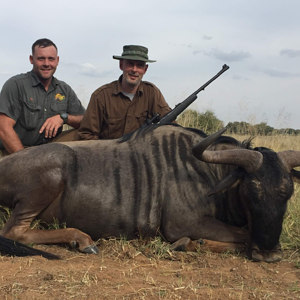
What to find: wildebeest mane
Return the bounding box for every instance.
[254,146,274,152]
[182,127,208,138]
[118,124,255,152]
[118,123,185,143]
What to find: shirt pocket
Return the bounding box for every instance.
[21,100,41,130]
[50,100,68,114]
[106,117,125,139]
[135,110,150,127]
[158,102,169,109]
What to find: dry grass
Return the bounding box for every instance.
[0,238,298,299]
[0,122,300,298]
[230,134,300,152]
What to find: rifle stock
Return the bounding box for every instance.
[158,64,229,125]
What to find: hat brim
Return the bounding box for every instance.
[113,55,156,63]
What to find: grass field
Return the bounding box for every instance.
[0,125,300,298]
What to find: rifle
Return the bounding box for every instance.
[144,64,229,125]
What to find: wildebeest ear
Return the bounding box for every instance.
[208,168,244,196]
[291,169,300,184]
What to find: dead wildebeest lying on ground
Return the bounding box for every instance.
[0,124,299,262]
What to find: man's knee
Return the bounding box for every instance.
[0,129,81,157]
[52,129,80,143]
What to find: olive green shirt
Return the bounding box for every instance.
[0,71,85,149]
[78,76,172,140]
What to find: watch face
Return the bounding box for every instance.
[60,113,68,124]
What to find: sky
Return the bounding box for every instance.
[1,0,300,129]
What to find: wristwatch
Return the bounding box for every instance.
[60,112,68,124]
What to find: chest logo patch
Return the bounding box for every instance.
[55,93,65,101]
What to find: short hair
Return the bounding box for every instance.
[32,38,57,55]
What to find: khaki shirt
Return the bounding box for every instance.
[0,71,85,149]
[78,76,172,140]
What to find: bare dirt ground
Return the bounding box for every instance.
[1,239,300,300]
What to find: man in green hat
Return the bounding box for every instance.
[78,45,172,140]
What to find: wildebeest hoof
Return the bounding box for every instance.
[170,237,197,252]
[82,244,99,254]
[70,241,77,248]
[250,244,282,263]
[197,239,205,245]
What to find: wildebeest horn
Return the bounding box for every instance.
[208,167,244,196]
[277,150,300,172]
[192,128,263,174]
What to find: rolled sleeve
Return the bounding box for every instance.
[0,78,22,122]
[151,88,172,118]
[78,92,103,140]
[66,87,85,115]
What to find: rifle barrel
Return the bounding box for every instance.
[159,64,229,124]
[194,64,229,95]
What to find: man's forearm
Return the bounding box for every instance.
[67,115,84,129]
[0,129,24,154]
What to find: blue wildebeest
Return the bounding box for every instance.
[0,124,299,262]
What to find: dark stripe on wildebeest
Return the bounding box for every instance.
[179,134,198,175]
[162,132,181,207]
[60,146,78,220]
[112,148,123,205]
[114,166,122,205]
[151,137,163,213]
[141,153,153,229]
[177,133,198,211]
[67,146,79,188]
[170,132,180,182]
[113,148,118,159]
[178,133,193,177]
[117,220,127,234]
[129,145,141,233]
[162,135,172,166]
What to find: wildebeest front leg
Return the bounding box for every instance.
[0,193,98,254]
[197,216,250,244]
[170,237,246,253]
[165,215,250,251]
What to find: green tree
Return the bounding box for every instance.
[177,109,224,134]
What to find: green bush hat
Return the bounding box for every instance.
[113,45,156,63]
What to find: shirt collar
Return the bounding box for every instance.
[30,71,58,88]
[113,75,144,96]
[30,71,40,87]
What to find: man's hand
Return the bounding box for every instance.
[39,115,63,138]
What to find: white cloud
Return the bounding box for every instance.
[280,49,300,58]
[263,68,300,78]
[1,0,300,129]
[202,49,252,62]
[202,35,212,40]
